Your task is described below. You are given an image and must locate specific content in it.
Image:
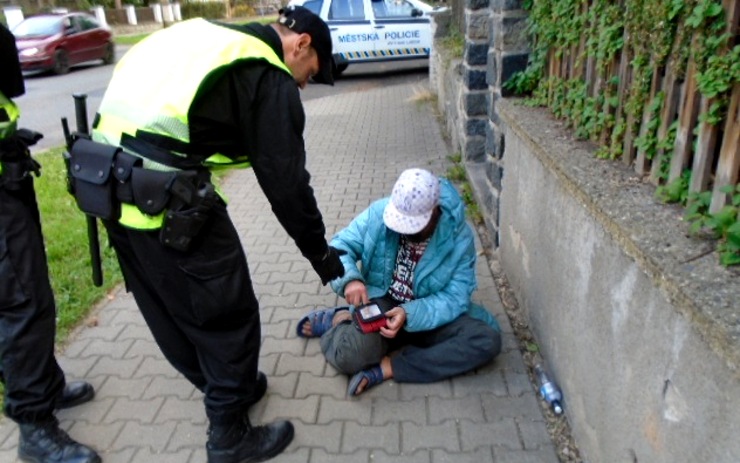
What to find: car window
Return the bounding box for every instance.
[373,0,416,18]
[12,16,62,38]
[78,15,100,31]
[302,0,324,15]
[329,0,365,20]
[63,17,78,35]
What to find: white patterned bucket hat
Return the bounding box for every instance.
[383,168,440,234]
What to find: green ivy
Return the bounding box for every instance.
[502,0,738,265]
[685,185,740,266]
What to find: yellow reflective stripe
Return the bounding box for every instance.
[119,203,165,229]
[204,153,251,168]
[0,92,20,140]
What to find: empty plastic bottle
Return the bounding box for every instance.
[534,364,563,414]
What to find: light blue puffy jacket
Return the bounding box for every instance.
[330,178,500,333]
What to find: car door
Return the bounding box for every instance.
[324,0,377,64]
[369,0,431,60]
[60,15,86,65]
[76,15,108,61]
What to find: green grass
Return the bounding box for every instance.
[33,148,124,342]
[114,33,150,45]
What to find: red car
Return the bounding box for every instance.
[13,12,114,75]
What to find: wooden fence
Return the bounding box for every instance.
[541,0,738,213]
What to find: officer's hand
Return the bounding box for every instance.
[311,246,347,285]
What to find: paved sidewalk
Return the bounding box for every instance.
[0,82,559,462]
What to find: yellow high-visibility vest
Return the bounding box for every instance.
[0,91,20,176]
[93,18,292,229]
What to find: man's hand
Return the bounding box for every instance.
[379,306,406,339]
[343,280,369,306]
[310,246,346,285]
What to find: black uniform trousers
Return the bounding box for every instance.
[103,201,262,425]
[0,177,65,424]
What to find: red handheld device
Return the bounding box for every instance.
[352,302,387,334]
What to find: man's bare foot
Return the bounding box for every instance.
[300,309,352,337]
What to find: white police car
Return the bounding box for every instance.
[288,0,445,77]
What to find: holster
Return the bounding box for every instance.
[0,132,42,191]
[159,173,217,252]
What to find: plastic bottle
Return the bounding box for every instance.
[534,364,563,415]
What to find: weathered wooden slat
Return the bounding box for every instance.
[669,41,700,182]
[599,55,620,146]
[694,0,740,196]
[649,69,681,183]
[709,86,740,213]
[690,96,721,193]
[635,65,663,176]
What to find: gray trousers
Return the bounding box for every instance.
[319,314,501,383]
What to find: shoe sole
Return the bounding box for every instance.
[207,425,295,463]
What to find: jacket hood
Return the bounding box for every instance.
[436,178,468,239]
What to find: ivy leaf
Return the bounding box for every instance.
[706,3,724,17]
[727,222,740,248]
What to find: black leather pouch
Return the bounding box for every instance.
[68,138,120,220]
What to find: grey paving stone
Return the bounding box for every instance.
[518,418,555,450]
[401,421,460,453]
[141,376,195,400]
[57,396,115,425]
[428,395,486,424]
[494,446,561,463]
[481,393,543,420]
[310,448,369,463]
[275,353,327,376]
[103,397,164,424]
[69,420,124,451]
[431,446,495,463]
[290,421,343,453]
[398,380,453,400]
[262,374,299,399]
[373,396,426,426]
[295,372,347,399]
[131,448,193,462]
[112,421,177,453]
[452,368,508,398]
[97,376,152,400]
[317,396,373,425]
[371,449,432,463]
[343,422,400,454]
[166,421,207,452]
[80,338,135,359]
[155,397,206,424]
[459,419,522,451]
[260,395,320,424]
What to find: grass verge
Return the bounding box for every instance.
[33,148,124,342]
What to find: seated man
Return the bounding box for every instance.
[297,168,502,395]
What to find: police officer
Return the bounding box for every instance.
[80,6,344,463]
[0,24,101,463]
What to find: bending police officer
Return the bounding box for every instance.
[0,24,101,463]
[72,6,344,463]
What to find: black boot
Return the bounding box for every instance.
[246,372,267,409]
[55,381,95,410]
[18,419,101,463]
[206,415,294,463]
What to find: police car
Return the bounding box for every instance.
[288,0,445,77]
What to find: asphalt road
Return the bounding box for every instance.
[15,43,430,153]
